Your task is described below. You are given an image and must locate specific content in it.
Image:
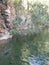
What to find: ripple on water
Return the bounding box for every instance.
[28,55,49,65]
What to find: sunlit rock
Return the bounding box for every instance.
[0,31,12,44]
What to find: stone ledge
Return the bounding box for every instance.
[0,33,12,44]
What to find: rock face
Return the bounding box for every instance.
[0,0,15,41]
[0,32,12,44]
[6,2,16,22]
[0,2,7,32]
[0,1,13,58]
[0,0,16,33]
[0,31,12,44]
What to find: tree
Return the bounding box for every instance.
[12,2,49,35]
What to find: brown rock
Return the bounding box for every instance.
[0,3,7,15]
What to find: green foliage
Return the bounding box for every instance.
[12,2,49,36]
[14,0,21,5]
[30,3,49,26]
[10,29,17,35]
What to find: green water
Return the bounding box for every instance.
[0,29,49,65]
[11,29,49,65]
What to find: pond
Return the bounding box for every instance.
[11,29,49,65]
[0,29,49,65]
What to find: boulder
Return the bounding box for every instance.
[0,32,12,44]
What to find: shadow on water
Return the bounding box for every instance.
[0,39,12,65]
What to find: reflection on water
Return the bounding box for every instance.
[28,55,49,65]
[0,39,12,65]
[0,29,49,65]
[12,29,49,65]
